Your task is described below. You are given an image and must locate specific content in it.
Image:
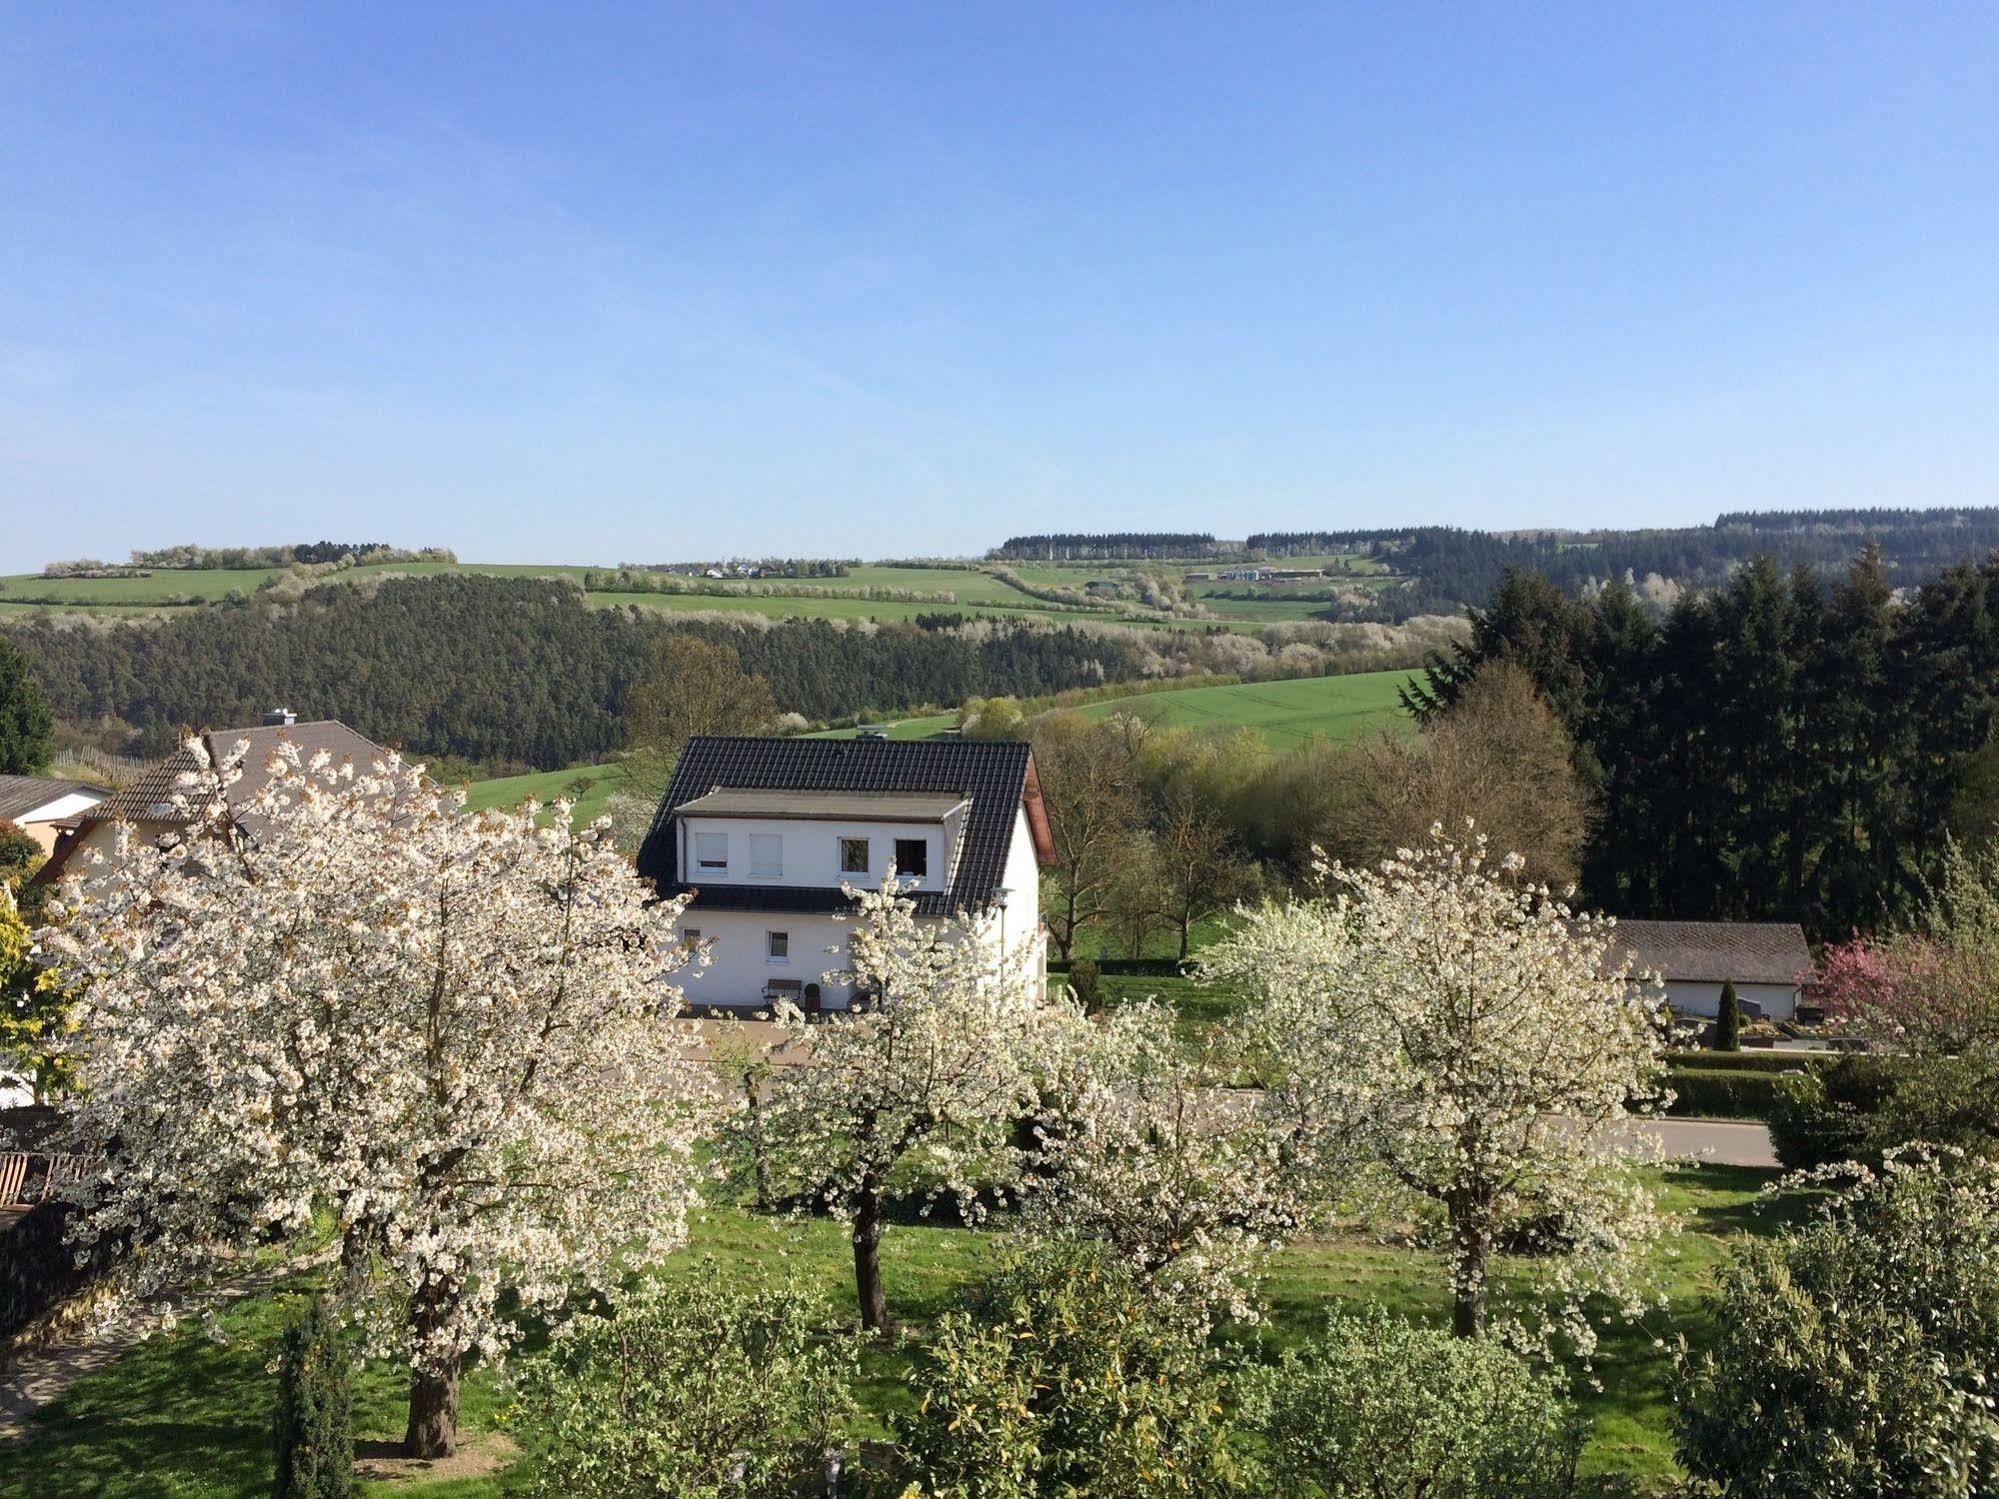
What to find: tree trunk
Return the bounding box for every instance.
[1451,1207,1487,1339]
[852,1183,889,1333]
[403,1275,464,1457]
[404,1363,461,1459]
[1178,913,1192,961]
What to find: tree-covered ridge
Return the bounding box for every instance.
[991,533,1217,560]
[1412,547,1999,939]
[44,542,457,576]
[3,575,1144,770]
[1248,510,1999,607]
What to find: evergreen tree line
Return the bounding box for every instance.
[1411,547,1999,939]
[3,575,1145,771]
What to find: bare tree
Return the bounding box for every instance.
[620,634,779,803]
[1030,712,1149,960]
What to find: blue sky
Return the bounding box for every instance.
[3,4,1997,571]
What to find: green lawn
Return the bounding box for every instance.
[0,1162,1790,1496]
[458,763,621,826]
[1074,668,1418,748]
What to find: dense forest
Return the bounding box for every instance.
[3,576,1146,770]
[992,533,1216,561]
[1413,547,1999,938]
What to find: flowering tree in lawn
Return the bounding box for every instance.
[747,872,1053,1332]
[1026,998,1308,1328]
[1204,824,1670,1354]
[39,735,713,1457]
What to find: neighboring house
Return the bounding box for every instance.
[1608,919,1814,1021]
[0,777,108,856]
[637,735,1056,1013]
[33,713,386,887]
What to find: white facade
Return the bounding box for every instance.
[1662,979,1799,1022]
[8,788,108,855]
[670,798,1045,1013]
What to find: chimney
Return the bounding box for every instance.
[264,708,297,727]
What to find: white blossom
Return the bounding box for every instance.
[1204,822,1672,1359]
[40,736,715,1452]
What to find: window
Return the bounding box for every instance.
[748,833,783,878]
[839,837,870,874]
[894,838,929,879]
[693,832,727,872]
[680,928,701,950]
[767,930,789,962]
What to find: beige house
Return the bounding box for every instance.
[33,714,384,888]
[1608,919,1814,1022]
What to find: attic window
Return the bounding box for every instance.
[749,834,783,879]
[694,832,727,871]
[894,838,929,878]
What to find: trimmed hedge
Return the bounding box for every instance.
[1664,1049,1839,1075]
[1665,1067,1792,1119]
[1046,958,1190,978]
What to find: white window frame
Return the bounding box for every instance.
[748,833,783,880]
[839,836,870,875]
[766,929,789,963]
[693,832,728,873]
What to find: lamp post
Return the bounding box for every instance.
[995,886,1012,956]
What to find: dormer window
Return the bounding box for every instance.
[748,834,783,879]
[694,833,728,872]
[839,837,870,874]
[894,838,929,879]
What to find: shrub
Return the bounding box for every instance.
[1767,1055,1900,1169]
[1664,1067,1788,1119]
[511,1281,858,1498]
[1715,980,1741,1051]
[1663,1049,1838,1075]
[898,1240,1244,1497]
[1676,1149,1999,1496]
[1066,958,1102,1015]
[271,1297,354,1499]
[1240,1310,1584,1498]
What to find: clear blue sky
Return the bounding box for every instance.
[3,4,1997,572]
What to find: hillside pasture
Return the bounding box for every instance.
[1074,668,1417,748]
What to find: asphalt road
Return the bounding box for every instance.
[1626,1117,1778,1168]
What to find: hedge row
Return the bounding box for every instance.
[1046,958,1192,978]
[1663,1067,1794,1119]
[1663,1049,1840,1076]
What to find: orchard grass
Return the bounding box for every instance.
[0,1162,1798,1497]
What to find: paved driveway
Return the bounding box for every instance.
[1625,1117,1777,1168]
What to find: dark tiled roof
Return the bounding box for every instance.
[1609,920,1814,986]
[83,721,386,835]
[0,776,104,823]
[639,736,1035,917]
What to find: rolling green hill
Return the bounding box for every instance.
[1073,669,1417,748]
[459,761,621,824]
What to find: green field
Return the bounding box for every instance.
[0,1161,1796,1496]
[1075,669,1417,748]
[458,762,621,825]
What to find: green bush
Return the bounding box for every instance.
[1663,1049,1839,1075]
[1767,1055,1903,1169]
[1664,1067,1788,1119]
[1066,958,1103,1015]
[271,1297,354,1499]
[899,1240,1244,1497]
[1676,1150,1999,1496]
[511,1281,858,1498]
[1241,1310,1584,1498]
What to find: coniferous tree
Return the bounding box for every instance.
[272,1298,354,1499]
[0,637,53,776]
[1715,981,1742,1052]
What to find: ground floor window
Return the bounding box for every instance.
[767,929,789,961]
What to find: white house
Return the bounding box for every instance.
[636,735,1056,1013]
[0,776,108,856]
[1608,919,1814,1021]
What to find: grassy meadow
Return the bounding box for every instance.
[0,1161,1795,1497]
[1073,668,1418,748]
